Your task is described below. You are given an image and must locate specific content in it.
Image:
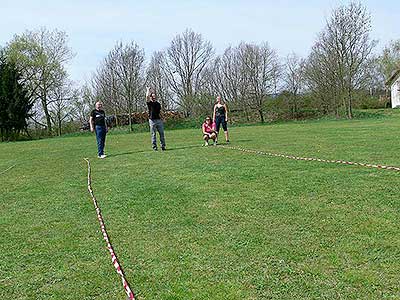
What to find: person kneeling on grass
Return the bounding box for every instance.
[202,116,217,146]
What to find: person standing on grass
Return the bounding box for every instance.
[146,87,166,151]
[202,116,217,146]
[90,101,108,159]
[213,96,230,144]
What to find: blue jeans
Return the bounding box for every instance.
[149,119,166,149]
[95,125,107,156]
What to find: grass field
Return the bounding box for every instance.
[1,111,400,299]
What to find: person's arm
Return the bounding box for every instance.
[211,122,217,133]
[104,114,108,132]
[146,87,151,102]
[159,103,164,120]
[224,104,228,122]
[202,124,207,135]
[212,105,216,122]
[89,114,94,132]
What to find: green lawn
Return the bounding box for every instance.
[1,112,400,299]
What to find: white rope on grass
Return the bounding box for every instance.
[219,145,400,172]
[0,164,16,176]
[84,158,135,300]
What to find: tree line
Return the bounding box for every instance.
[1,2,400,140]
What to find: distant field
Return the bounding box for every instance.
[1,112,400,299]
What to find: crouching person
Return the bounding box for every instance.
[202,116,217,146]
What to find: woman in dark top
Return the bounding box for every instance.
[212,96,230,144]
[89,101,108,158]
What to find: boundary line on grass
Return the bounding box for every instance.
[84,158,135,300]
[220,145,400,172]
[0,164,16,176]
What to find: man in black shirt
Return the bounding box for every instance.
[146,87,166,151]
[89,101,108,158]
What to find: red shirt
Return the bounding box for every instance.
[202,122,216,134]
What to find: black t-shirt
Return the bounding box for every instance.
[90,109,106,126]
[215,105,226,117]
[147,101,161,120]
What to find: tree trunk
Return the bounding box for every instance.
[258,109,264,123]
[58,117,62,136]
[41,91,52,134]
[347,88,353,119]
[24,127,31,139]
[114,108,119,127]
[128,102,133,132]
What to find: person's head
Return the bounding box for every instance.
[95,101,103,110]
[216,96,222,104]
[150,91,157,101]
[205,116,212,124]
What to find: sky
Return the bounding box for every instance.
[0,0,399,84]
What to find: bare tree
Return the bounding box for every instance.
[108,42,145,130]
[6,28,74,133]
[92,41,145,130]
[213,47,250,117]
[306,2,376,118]
[237,42,280,122]
[365,56,386,97]
[92,61,121,121]
[48,77,78,136]
[71,82,94,124]
[192,63,219,116]
[146,51,173,110]
[305,46,342,116]
[379,40,400,81]
[284,53,305,117]
[163,29,214,116]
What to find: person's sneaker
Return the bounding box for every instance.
[204,141,209,146]
[98,154,107,159]
[214,141,218,146]
[226,140,230,144]
[153,148,158,151]
[161,147,166,151]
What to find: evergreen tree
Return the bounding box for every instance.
[0,54,32,141]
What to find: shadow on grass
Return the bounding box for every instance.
[107,140,253,158]
[230,139,252,143]
[167,144,204,151]
[107,150,150,157]
[107,144,203,158]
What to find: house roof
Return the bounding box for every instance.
[386,69,400,86]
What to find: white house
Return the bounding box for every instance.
[386,69,400,108]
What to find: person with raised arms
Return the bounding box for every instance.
[146,87,166,151]
[213,96,230,144]
[89,101,108,159]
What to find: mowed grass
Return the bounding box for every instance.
[1,112,400,299]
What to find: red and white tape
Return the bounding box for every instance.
[84,158,135,300]
[220,145,400,172]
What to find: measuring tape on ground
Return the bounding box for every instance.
[220,145,400,172]
[84,158,135,300]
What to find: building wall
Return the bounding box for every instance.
[391,77,400,108]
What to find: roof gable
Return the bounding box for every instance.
[386,69,400,86]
